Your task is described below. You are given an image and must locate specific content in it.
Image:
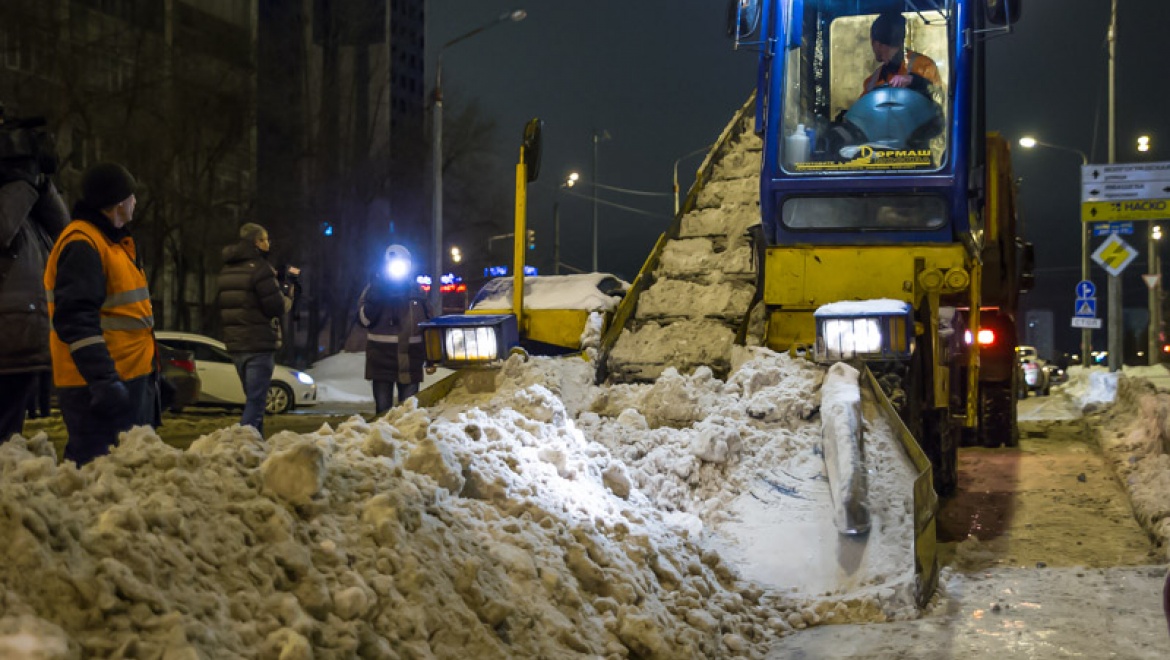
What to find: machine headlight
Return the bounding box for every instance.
[295,371,314,385]
[420,314,519,367]
[445,327,499,361]
[814,299,913,363]
[820,318,884,360]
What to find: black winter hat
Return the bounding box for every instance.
[81,162,137,209]
[870,11,906,46]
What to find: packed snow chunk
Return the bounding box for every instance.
[260,438,327,506]
[657,238,755,279]
[690,416,743,464]
[608,319,736,381]
[0,616,75,660]
[679,204,760,240]
[636,279,754,320]
[403,434,466,494]
[820,362,870,535]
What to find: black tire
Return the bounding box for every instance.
[266,383,294,415]
[978,382,1018,448]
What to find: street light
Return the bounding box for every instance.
[430,9,526,316]
[1018,135,1090,367]
[1138,135,1151,153]
[553,172,578,275]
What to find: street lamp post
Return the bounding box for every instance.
[1149,224,1162,365]
[430,9,526,316]
[1018,136,1090,367]
[591,130,610,272]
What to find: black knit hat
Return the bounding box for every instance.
[81,162,137,209]
[870,11,906,46]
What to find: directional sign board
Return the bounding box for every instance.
[1091,233,1139,276]
[1082,161,1170,221]
[1075,280,1096,298]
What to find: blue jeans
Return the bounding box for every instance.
[372,380,419,416]
[232,352,275,435]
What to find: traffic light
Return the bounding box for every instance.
[527,229,536,250]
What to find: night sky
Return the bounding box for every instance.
[428,0,1170,355]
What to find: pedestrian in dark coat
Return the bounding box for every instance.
[45,163,157,465]
[0,108,69,441]
[358,244,431,415]
[217,223,295,434]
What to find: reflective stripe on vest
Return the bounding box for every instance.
[367,333,423,344]
[44,220,155,387]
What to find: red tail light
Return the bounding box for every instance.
[168,358,196,373]
[976,329,996,346]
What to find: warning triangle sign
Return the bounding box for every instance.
[1143,274,1161,289]
[1076,300,1095,316]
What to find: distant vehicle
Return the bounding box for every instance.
[155,331,317,414]
[158,343,201,412]
[1017,346,1051,397]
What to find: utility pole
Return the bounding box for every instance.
[1107,0,1121,372]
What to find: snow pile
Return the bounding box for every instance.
[1088,374,1170,558]
[308,352,454,403]
[469,274,628,312]
[579,348,919,620]
[1063,366,1119,411]
[0,367,805,657]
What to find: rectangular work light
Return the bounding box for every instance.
[419,314,519,367]
[814,300,913,363]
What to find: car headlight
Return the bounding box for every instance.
[420,314,519,367]
[814,300,913,363]
[295,371,314,385]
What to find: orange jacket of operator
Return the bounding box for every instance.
[44,220,155,387]
[862,51,941,94]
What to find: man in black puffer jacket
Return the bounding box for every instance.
[0,107,69,442]
[217,223,295,435]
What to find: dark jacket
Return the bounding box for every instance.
[358,278,429,383]
[0,179,68,374]
[217,240,290,353]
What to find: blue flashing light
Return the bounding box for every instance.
[322,222,334,237]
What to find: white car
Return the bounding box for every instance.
[155,331,317,414]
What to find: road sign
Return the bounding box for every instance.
[1082,162,1170,184]
[1091,234,1139,276]
[1143,273,1161,290]
[1082,200,1170,222]
[1074,298,1097,317]
[1071,317,1103,329]
[1082,181,1170,203]
[1091,221,1135,236]
[1075,280,1096,298]
[1081,161,1170,221]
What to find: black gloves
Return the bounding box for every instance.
[89,378,131,418]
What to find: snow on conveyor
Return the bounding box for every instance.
[0,348,920,658]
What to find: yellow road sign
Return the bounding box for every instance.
[1082,199,1170,221]
[1091,234,1138,276]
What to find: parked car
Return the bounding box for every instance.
[1017,345,1050,397]
[158,343,201,412]
[47,343,201,415]
[155,331,317,414]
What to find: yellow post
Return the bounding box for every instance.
[512,148,527,333]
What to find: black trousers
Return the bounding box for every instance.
[58,373,157,466]
[372,380,419,416]
[0,372,37,442]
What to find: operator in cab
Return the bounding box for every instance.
[861,11,941,98]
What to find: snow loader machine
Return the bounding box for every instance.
[594,0,1032,604]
